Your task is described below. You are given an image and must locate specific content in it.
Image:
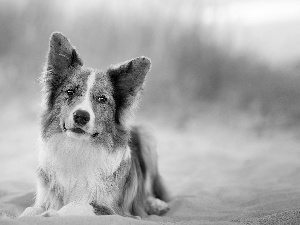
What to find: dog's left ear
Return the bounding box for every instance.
[108,56,151,123]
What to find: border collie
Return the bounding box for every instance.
[20,32,169,218]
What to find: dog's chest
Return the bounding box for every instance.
[54,162,119,205]
[40,135,131,205]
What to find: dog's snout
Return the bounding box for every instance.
[73,110,90,126]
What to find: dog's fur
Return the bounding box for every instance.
[20,32,169,218]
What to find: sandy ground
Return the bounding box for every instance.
[0,100,300,224]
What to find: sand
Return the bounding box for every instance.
[1,104,300,224]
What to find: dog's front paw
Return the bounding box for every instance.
[146,197,169,215]
[58,202,95,216]
[19,207,45,217]
[41,209,59,217]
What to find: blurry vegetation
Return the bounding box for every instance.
[0,0,300,129]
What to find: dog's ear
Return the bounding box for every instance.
[42,32,83,110]
[108,57,151,124]
[46,32,83,72]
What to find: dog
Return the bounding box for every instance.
[20,32,170,218]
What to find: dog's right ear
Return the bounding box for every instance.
[46,32,83,73]
[42,33,83,110]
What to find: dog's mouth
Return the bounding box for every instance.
[70,127,85,134]
[63,123,99,138]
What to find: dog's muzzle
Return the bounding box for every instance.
[63,123,99,138]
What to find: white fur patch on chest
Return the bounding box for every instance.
[39,134,131,205]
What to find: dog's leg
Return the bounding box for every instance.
[145,196,169,215]
[152,174,170,202]
[130,126,170,216]
[19,180,48,217]
[23,175,63,217]
[145,174,170,215]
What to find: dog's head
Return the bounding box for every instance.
[41,32,151,142]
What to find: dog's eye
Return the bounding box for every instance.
[97,95,107,104]
[66,89,75,96]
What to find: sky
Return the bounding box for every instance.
[201,0,300,65]
[202,0,300,25]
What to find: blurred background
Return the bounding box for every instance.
[0,0,300,199]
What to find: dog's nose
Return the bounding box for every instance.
[73,110,90,126]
